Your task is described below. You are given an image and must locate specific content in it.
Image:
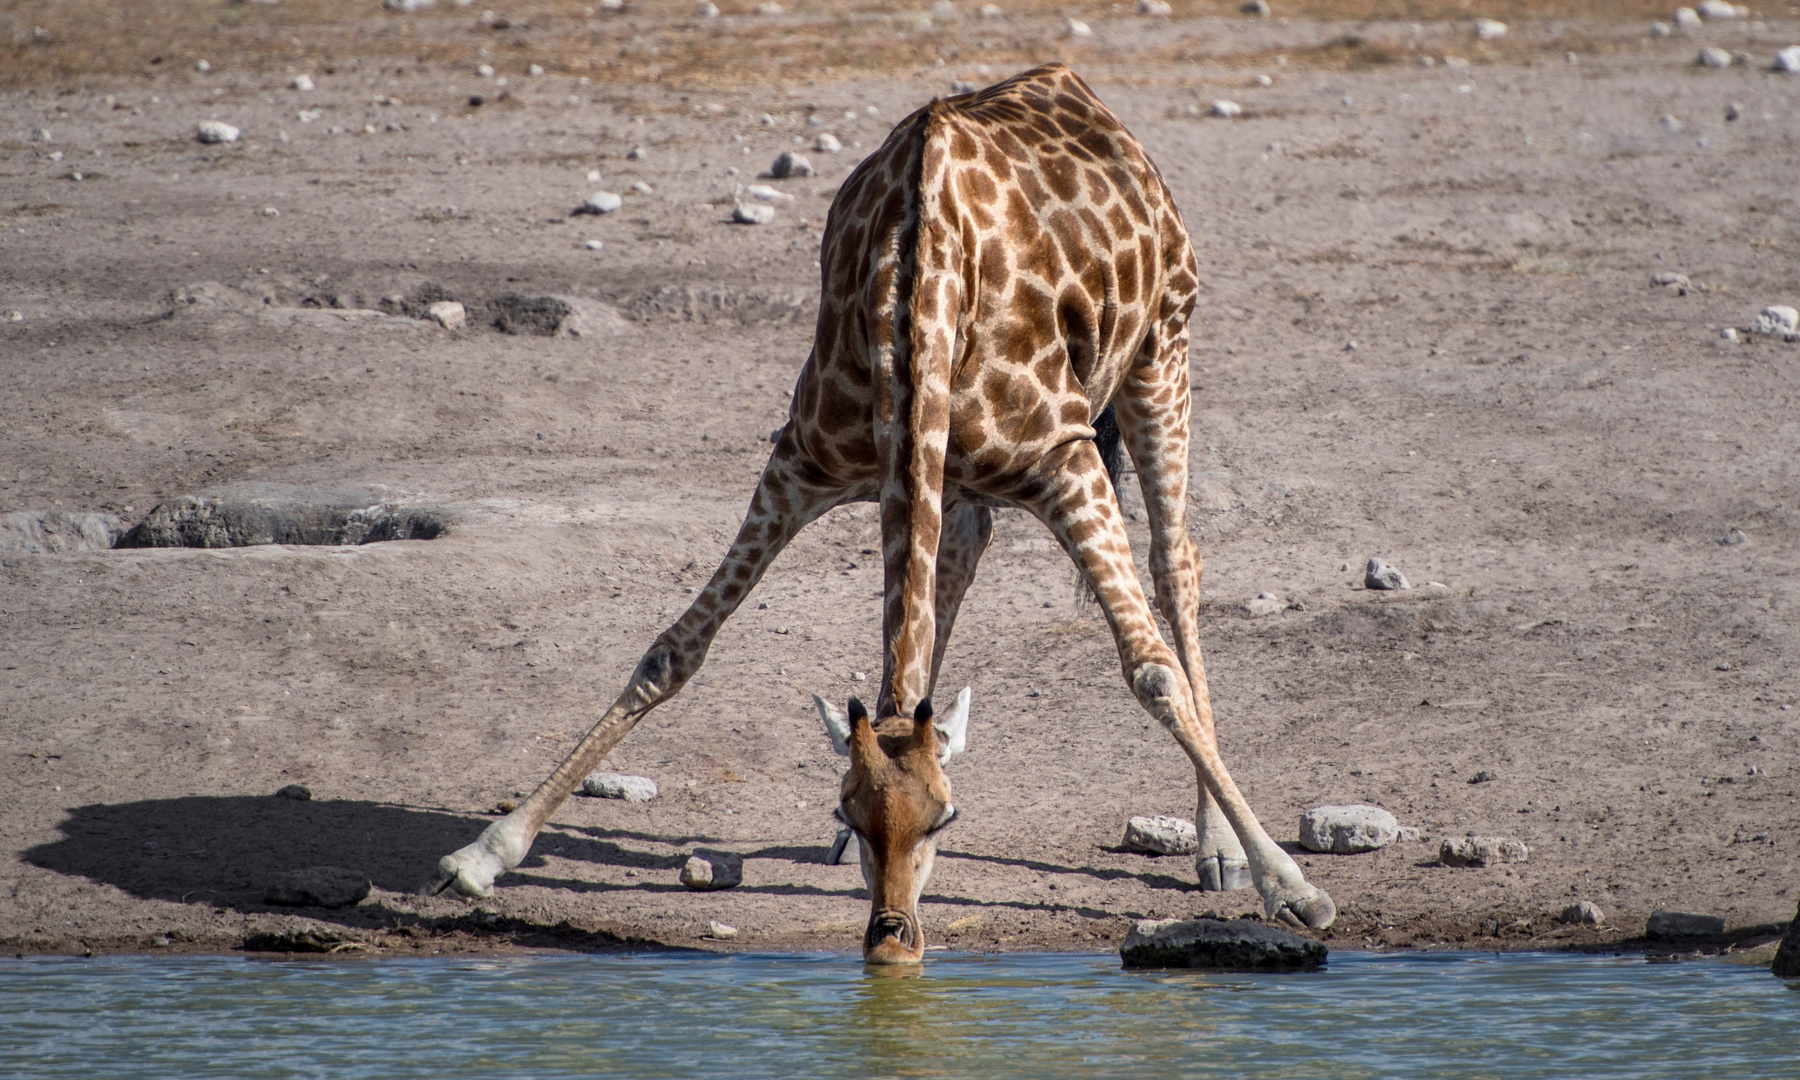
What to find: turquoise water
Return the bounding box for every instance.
[2,950,1795,1079]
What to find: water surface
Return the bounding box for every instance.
[4,950,1794,1079]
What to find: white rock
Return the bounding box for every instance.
[1751,305,1799,337]
[626,146,647,160]
[1241,0,1271,14]
[629,180,653,195]
[1137,0,1172,15]
[585,239,605,250]
[196,121,241,144]
[1299,805,1399,854]
[680,849,744,890]
[1065,17,1092,36]
[1661,114,1684,133]
[290,74,315,91]
[732,202,776,224]
[1473,17,1507,39]
[599,0,624,10]
[384,0,436,8]
[1242,591,1284,617]
[1396,825,1422,843]
[814,132,842,153]
[1721,327,1739,342]
[260,206,279,217]
[194,59,211,73]
[1365,557,1409,591]
[425,300,466,329]
[697,1,720,16]
[707,921,738,939]
[578,191,623,214]
[1697,46,1733,68]
[1254,74,1273,87]
[581,770,658,802]
[1211,99,1242,118]
[31,128,52,142]
[756,1,783,12]
[298,109,322,123]
[1651,271,1690,293]
[933,0,958,18]
[1650,20,1672,35]
[979,2,1002,16]
[770,150,814,178]
[1561,901,1606,926]
[1696,0,1736,18]
[528,64,544,76]
[1674,6,1701,29]
[743,184,795,202]
[585,168,602,182]
[1123,814,1199,855]
[476,64,495,78]
[1776,46,1800,73]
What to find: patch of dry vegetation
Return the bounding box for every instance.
[0,0,1687,91]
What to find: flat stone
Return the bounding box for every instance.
[1651,271,1691,292]
[274,784,312,801]
[1298,804,1399,854]
[1137,0,1172,15]
[1751,305,1798,338]
[0,511,129,555]
[1771,897,1800,976]
[1561,901,1606,926]
[814,132,842,153]
[290,74,315,91]
[1242,591,1283,617]
[576,191,623,215]
[1674,6,1701,29]
[1211,100,1243,118]
[769,151,814,179]
[1123,814,1199,855]
[196,120,241,144]
[732,202,776,225]
[425,300,465,329]
[1365,557,1410,591]
[1065,17,1092,36]
[1697,47,1734,68]
[1439,836,1529,867]
[1646,909,1726,939]
[707,921,738,940]
[1777,46,1800,73]
[1473,17,1507,39]
[581,771,658,802]
[1121,917,1326,971]
[264,867,371,908]
[1696,0,1736,17]
[1396,825,1422,843]
[680,849,744,891]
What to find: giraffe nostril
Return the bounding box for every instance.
[865,911,915,949]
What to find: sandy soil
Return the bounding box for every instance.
[3,20,1798,960]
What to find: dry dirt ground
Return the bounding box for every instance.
[2,11,1799,961]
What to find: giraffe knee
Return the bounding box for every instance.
[1131,663,1183,730]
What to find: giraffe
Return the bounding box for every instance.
[423,63,1336,961]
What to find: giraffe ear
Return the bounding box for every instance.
[812,693,851,757]
[933,686,972,766]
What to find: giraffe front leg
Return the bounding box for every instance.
[1027,440,1333,930]
[423,440,850,897]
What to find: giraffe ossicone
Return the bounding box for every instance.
[422,62,1334,958]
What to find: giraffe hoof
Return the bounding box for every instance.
[1269,889,1336,931]
[1195,854,1252,892]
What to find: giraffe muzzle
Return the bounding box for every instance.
[864,910,918,956]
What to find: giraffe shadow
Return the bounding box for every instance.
[938,848,1200,892]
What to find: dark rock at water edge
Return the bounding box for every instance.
[1121,917,1326,971]
[274,783,312,801]
[120,493,447,548]
[264,866,372,908]
[242,924,362,953]
[1645,909,1725,940]
[1773,899,1800,977]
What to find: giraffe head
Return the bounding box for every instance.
[815,688,970,964]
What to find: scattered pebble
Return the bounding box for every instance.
[770,150,814,178]
[1211,99,1242,118]
[1697,47,1733,68]
[1650,20,1672,35]
[384,0,436,9]
[1751,304,1799,338]
[194,59,211,73]
[196,120,241,144]
[1065,17,1092,37]
[1696,0,1738,18]
[290,74,315,91]
[581,770,658,802]
[1674,7,1702,30]
[1242,591,1284,617]
[31,127,51,142]
[1439,836,1529,867]
[1777,46,1800,73]
[577,191,623,215]
[680,849,744,890]
[275,784,313,801]
[298,108,322,123]
[585,239,605,250]
[4,311,22,322]
[732,201,776,224]
[979,2,1002,16]
[697,1,720,16]
[756,1,783,12]
[707,921,739,940]
[1646,909,1725,938]
[1473,18,1507,40]
[1298,804,1399,853]
[814,132,842,153]
[1719,527,1748,545]
[425,300,466,329]
[528,64,544,76]
[626,146,647,160]
[1651,271,1691,294]
[476,63,495,78]
[1123,814,1199,855]
[743,183,794,202]
[1364,557,1409,591]
[1561,901,1606,926]
[1241,0,1271,14]
[1726,102,1743,121]
[1254,74,1273,87]
[1721,327,1740,342]
[1660,114,1683,133]
[1137,0,1172,15]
